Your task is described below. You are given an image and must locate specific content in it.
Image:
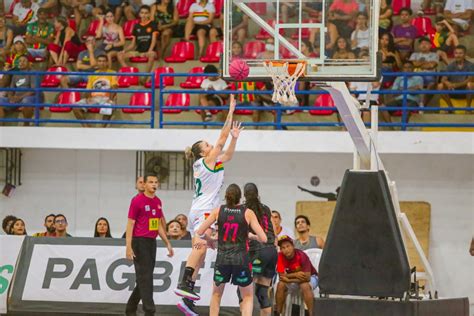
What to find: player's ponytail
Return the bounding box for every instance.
[185,141,203,161]
[225,184,241,208]
[244,183,263,220]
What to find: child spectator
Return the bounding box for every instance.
[392,8,417,60]
[199,64,228,122]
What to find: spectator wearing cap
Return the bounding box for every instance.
[274,235,318,316]
[391,8,418,60]
[294,215,325,251]
[409,37,439,105]
[5,36,32,71]
[437,45,474,109]
[199,64,228,122]
[5,0,39,49]
[32,214,56,237]
[54,214,72,237]
[443,0,473,32]
[10,218,27,235]
[271,210,295,240]
[25,8,55,61]
[2,215,17,235]
[0,55,41,126]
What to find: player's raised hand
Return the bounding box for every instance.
[230,121,243,138]
[229,94,236,113]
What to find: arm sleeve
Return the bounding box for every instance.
[276,254,285,273]
[300,252,312,273]
[128,197,139,220]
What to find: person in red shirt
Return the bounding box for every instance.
[275,235,318,316]
[125,174,173,316]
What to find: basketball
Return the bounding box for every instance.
[229,59,250,81]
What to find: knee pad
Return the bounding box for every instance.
[255,284,271,309]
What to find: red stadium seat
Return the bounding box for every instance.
[255,20,284,40]
[129,56,150,63]
[50,91,81,113]
[164,41,195,63]
[118,67,140,88]
[180,67,205,89]
[145,67,175,88]
[164,93,190,114]
[392,0,411,15]
[123,19,139,40]
[200,41,223,63]
[411,17,434,38]
[248,2,267,15]
[243,41,265,59]
[40,66,68,87]
[75,82,87,88]
[213,0,224,18]
[177,0,194,18]
[82,19,100,39]
[124,92,151,114]
[309,94,336,115]
[68,18,77,32]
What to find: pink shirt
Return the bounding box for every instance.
[329,0,358,14]
[128,193,163,239]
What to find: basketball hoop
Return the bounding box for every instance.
[263,60,306,106]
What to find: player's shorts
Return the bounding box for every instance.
[286,274,319,293]
[187,209,214,236]
[250,246,278,279]
[214,264,253,287]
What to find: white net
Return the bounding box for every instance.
[263,61,306,106]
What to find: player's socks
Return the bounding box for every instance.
[177,297,199,316]
[174,267,200,300]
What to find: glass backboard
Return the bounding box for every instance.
[222,0,381,81]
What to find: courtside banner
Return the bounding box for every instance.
[0,236,25,314]
[10,237,239,314]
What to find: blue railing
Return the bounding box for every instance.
[0,70,472,130]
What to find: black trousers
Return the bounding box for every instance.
[125,237,157,316]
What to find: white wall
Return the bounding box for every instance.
[0,149,473,308]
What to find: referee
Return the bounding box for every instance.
[125,174,174,316]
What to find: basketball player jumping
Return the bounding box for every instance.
[196,184,268,316]
[175,95,243,315]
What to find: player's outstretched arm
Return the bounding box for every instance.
[205,95,236,167]
[219,121,243,163]
[246,209,268,244]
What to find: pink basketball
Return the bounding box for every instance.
[229,59,250,81]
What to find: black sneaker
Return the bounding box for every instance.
[177,298,199,316]
[174,283,200,301]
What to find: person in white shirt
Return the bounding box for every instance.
[444,0,473,31]
[271,210,295,240]
[185,0,216,56]
[199,64,228,122]
[6,0,39,49]
[351,12,370,54]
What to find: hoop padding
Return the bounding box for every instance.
[264,61,306,106]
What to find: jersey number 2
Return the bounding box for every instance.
[223,223,239,242]
[194,179,203,198]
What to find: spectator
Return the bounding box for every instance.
[311,21,339,58]
[391,8,417,60]
[2,215,17,234]
[166,219,183,240]
[379,0,393,33]
[54,214,72,237]
[0,55,41,126]
[230,5,249,44]
[379,32,402,93]
[24,8,54,62]
[410,37,439,105]
[271,210,295,239]
[151,0,179,58]
[301,39,317,58]
[332,37,356,60]
[185,0,215,57]
[136,176,145,193]
[274,235,318,316]
[432,18,460,65]
[94,217,112,237]
[60,36,104,89]
[10,218,27,235]
[0,17,6,49]
[5,36,31,71]
[294,215,325,250]
[32,213,56,237]
[327,0,358,38]
[123,0,142,21]
[231,41,243,59]
[437,45,474,109]
[443,0,473,31]
[351,12,370,55]
[118,5,158,74]
[48,16,85,65]
[5,0,39,49]
[199,64,228,122]
[175,214,192,240]
[258,38,275,59]
[385,61,424,122]
[73,54,118,127]
[96,9,126,69]
[108,0,124,23]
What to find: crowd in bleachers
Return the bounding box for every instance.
[0,0,472,126]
